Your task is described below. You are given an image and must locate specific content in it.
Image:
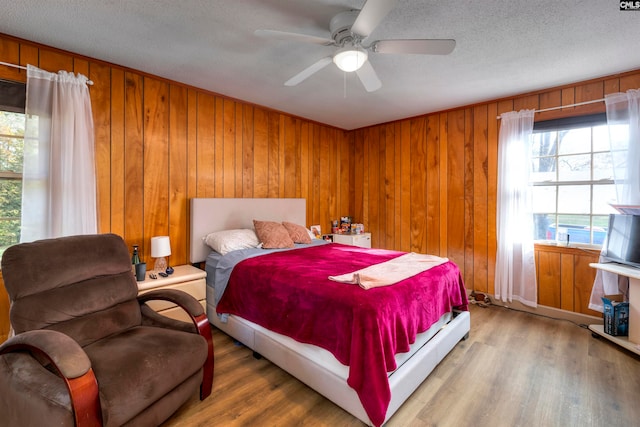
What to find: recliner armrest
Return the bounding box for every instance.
[137,288,204,317]
[137,289,213,400]
[0,329,102,427]
[0,329,90,378]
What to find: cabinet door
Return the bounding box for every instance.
[332,234,352,245]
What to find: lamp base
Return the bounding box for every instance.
[153,257,167,273]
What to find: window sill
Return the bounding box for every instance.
[534,241,601,255]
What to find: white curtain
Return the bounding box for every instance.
[589,89,640,311]
[495,109,537,307]
[607,89,640,205]
[21,65,97,242]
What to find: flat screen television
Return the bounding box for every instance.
[603,214,640,269]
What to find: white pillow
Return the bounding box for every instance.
[203,229,260,255]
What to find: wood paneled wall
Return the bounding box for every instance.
[352,69,640,299]
[0,34,353,341]
[1,32,640,342]
[0,35,354,264]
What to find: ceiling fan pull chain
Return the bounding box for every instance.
[343,71,347,98]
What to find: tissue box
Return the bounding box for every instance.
[602,295,629,336]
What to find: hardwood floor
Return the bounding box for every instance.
[163,304,640,426]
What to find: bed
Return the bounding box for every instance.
[189,198,470,426]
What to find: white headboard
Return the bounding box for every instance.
[189,198,307,263]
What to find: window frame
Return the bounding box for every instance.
[530,113,614,248]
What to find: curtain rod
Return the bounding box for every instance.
[0,60,94,85]
[496,98,604,119]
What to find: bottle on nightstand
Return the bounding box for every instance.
[131,245,140,273]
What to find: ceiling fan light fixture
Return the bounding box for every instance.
[333,47,368,72]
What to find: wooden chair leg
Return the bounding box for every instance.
[195,313,214,399]
[67,368,102,427]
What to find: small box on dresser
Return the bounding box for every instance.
[137,264,207,322]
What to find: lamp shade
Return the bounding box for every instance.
[333,47,368,72]
[150,236,171,258]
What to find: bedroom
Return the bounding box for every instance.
[0,0,639,425]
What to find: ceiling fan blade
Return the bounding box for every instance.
[351,0,399,38]
[355,61,382,92]
[373,39,456,55]
[285,56,333,86]
[254,29,333,46]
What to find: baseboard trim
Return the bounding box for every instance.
[468,290,602,326]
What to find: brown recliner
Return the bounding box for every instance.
[0,233,213,426]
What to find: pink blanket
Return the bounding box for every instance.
[216,243,468,426]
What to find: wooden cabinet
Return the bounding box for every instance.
[137,264,206,322]
[332,233,372,248]
[534,244,600,316]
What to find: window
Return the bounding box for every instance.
[0,80,26,257]
[530,113,617,246]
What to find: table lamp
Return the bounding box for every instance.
[150,236,171,272]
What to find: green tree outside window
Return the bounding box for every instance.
[0,110,24,256]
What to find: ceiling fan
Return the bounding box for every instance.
[255,0,455,92]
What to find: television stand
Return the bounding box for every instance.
[589,262,640,355]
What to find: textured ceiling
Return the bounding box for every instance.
[1,0,639,130]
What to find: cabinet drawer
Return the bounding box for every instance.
[141,278,206,312]
[157,300,207,322]
[333,233,371,248]
[351,234,371,248]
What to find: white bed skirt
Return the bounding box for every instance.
[208,303,470,425]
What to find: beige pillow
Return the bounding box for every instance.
[253,220,295,249]
[282,221,312,244]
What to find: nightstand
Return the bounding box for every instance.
[137,264,207,322]
[332,232,372,248]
